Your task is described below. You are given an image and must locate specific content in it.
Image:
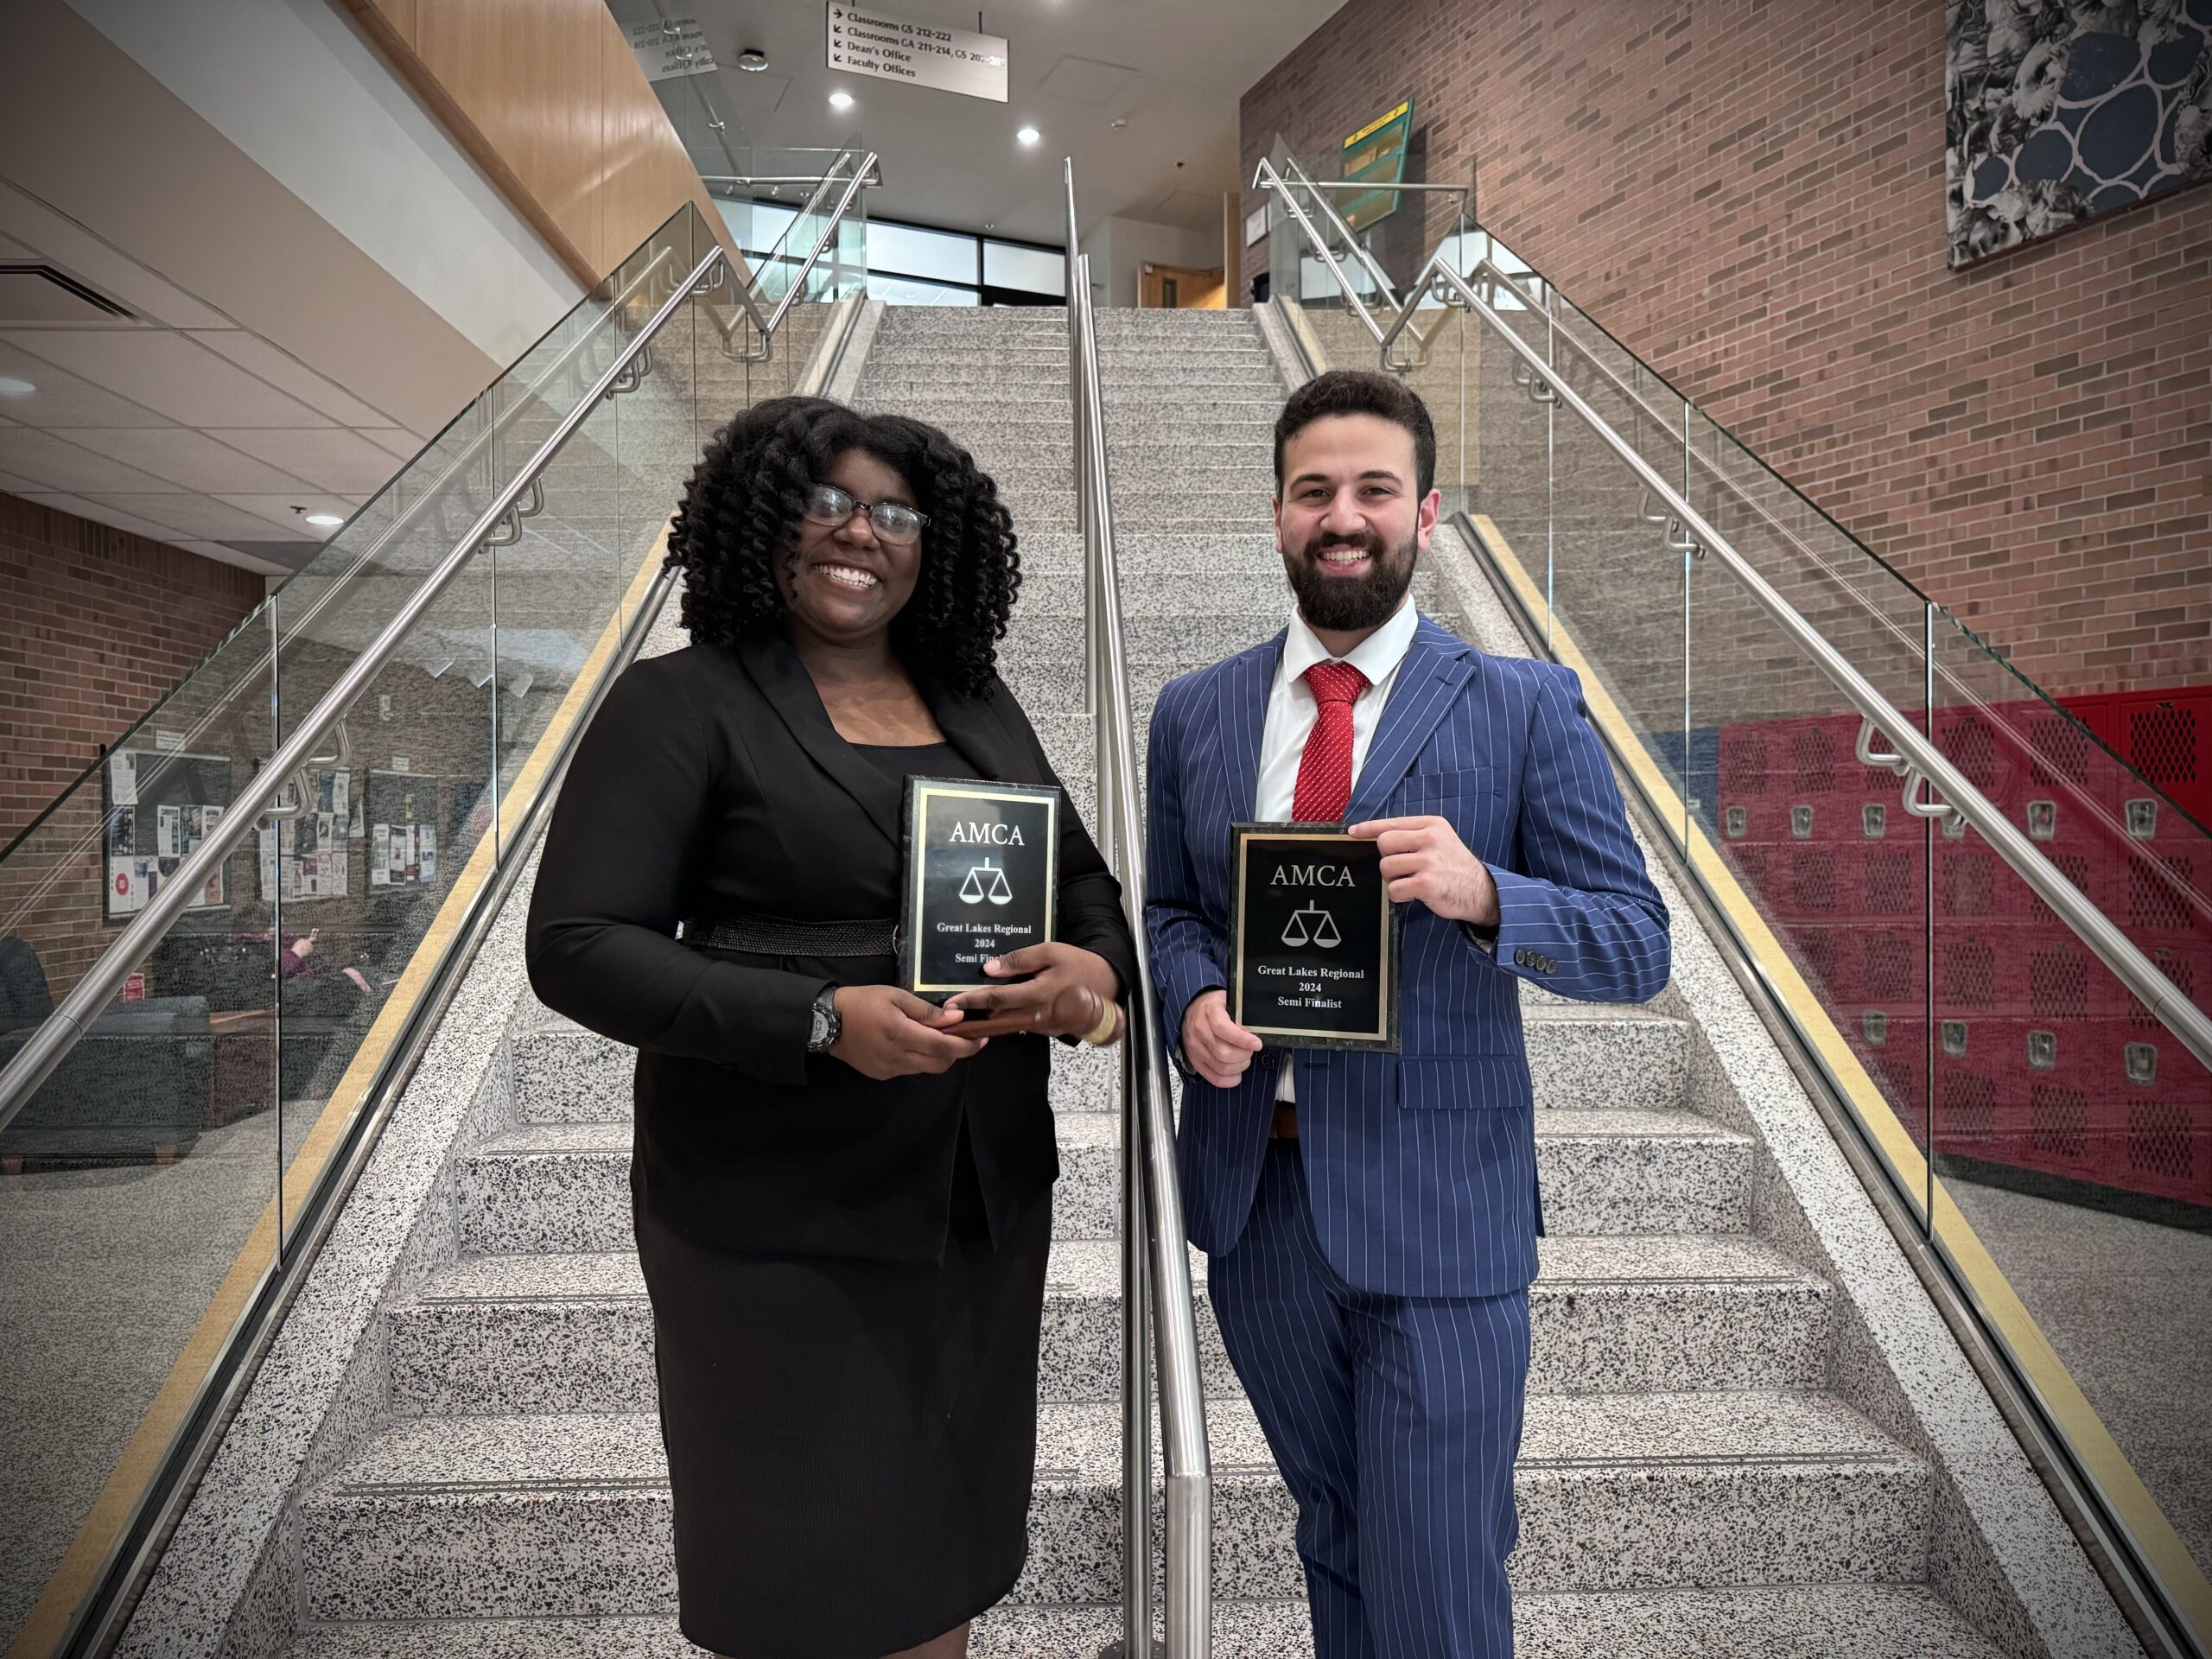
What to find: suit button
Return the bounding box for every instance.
[1513,949,1528,966]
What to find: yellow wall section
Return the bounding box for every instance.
[340,0,741,286]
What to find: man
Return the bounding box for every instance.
[1144,370,1672,1656]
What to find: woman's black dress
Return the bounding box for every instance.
[526,632,1136,1658]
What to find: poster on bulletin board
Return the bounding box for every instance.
[104,747,236,920]
[254,766,356,904]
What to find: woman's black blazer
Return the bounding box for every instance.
[525,625,1138,1263]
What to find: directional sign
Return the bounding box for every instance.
[629,17,718,83]
[826,3,1007,103]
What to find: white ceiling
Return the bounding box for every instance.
[651,0,1342,247]
[0,181,425,575]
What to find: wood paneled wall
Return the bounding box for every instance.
[341,0,740,287]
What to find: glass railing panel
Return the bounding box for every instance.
[495,293,702,827]
[1927,612,2212,1596]
[272,536,496,1234]
[0,201,722,1658]
[1686,443,1935,1187]
[0,614,280,1656]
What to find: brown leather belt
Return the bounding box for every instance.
[1270,1102,1299,1141]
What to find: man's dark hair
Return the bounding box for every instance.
[1273,369,1436,500]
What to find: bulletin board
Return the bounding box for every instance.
[102,747,235,921]
[255,766,359,904]
[364,769,442,890]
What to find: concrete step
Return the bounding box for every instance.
[994,486,1270,532]
[509,1019,1122,1125]
[1016,530,1282,571]
[457,1096,1744,1259]
[385,1230,1824,1418]
[295,1390,1924,1619]
[280,1583,2009,1657]
[456,1109,1119,1255]
[984,459,1277,496]
[512,1001,1686,1129]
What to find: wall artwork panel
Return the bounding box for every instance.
[1946,0,2212,266]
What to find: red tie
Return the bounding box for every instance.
[1293,660,1370,821]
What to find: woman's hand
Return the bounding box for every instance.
[827,985,988,1079]
[944,944,1122,1042]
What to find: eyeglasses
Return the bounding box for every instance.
[802,482,929,543]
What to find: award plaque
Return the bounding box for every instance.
[899,776,1059,999]
[1228,822,1401,1051]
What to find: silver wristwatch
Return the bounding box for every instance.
[806,985,842,1053]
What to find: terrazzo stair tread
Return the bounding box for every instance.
[1529,1107,1753,1235]
[276,1583,2005,1659]
[1029,1387,1929,1600]
[509,1032,1121,1128]
[296,1391,1926,1619]
[387,1235,1218,1415]
[1017,570,1442,616]
[458,1113,1120,1254]
[1001,611,1284,666]
[392,1214,1821,1418]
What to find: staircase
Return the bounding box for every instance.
[270,306,2012,1656]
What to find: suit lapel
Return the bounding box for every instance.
[1346,618,1477,823]
[1217,632,1283,825]
[737,627,903,848]
[916,667,1017,783]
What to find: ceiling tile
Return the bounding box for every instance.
[77,492,302,542]
[0,427,185,493]
[47,426,314,493]
[1038,56,1140,104]
[22,491,201,545]
[2,329,333,429]
[0,339,170,428]
[0,183,233,332]
[190,330,394,429]
[0,467,41,493]
[204,427,399,493]
[213,493,359,535]
[359,429,427,461]
[178,539,292,577]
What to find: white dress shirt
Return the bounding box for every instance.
[1254,598,1421,1102]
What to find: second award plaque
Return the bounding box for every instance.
[1229,821,1401,1051]
[899,776,1059,1000]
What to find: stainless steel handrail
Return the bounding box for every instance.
[1252,157,1388,342]
[0,149,880,1127]
[1066,157,1213,1659]
[1279,152,1398,308]
[1264,191,2212,1070]
[0,240,713,1128]
[703,148,876,360]
[0,240,681,849]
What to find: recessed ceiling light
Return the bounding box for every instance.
[302,512,344,528]
[829,90,855,110]
[1016,125,1040,145]
[736,48,768,71]
[0,376,35,397]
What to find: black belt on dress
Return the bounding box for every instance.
[685,915,901,957]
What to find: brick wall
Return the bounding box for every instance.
[1,495,264,1000]
[1242,0,2212,700]
[1,493,265,848]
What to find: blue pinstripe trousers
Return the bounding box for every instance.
[1212,1142,1529,1658]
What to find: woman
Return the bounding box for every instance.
[525,396,1135,1659]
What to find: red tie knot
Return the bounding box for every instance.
[1304,660,1369,709]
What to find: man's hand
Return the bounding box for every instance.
[1181,988,1264,1089]
[827,985,987,1079]
[1351,814,1501,927]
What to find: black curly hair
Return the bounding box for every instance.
[664,396,1021,696]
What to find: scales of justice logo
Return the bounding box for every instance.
[958,857,1014,906]
[1281,902,1341,950]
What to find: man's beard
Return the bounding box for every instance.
[1283,527,1417,632]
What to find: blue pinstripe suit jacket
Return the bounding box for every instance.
[1144,615,1672,1298]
